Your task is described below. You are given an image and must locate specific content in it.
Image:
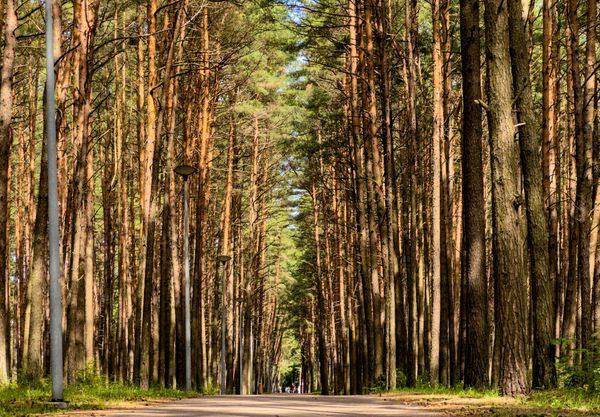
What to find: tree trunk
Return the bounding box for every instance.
[23,129,49,381]
[221,110,236,393]
[431,0,444,385]
[0,0,17,384]
[192,6,213,389]
[484,0,530,396]
[578,0,595,355]
[561,0,580,358]
[140,2,183,388]
[311,183,329,395]
[361,0,385,382]
[507,0,556,388]
[404,0,419,387]
[460,0,489,388]
[133,4,146,384]
[541,0,560,363]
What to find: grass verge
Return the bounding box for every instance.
[388,387,600,416]
[0,380,201,417]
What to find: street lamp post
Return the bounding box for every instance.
[217,255,231,395]
[45,0,64,403]
[174,164,197,391]
[238,299,242,395]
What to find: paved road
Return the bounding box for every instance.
[96,395,444,417]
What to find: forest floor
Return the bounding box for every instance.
[52,395,444,416]
[0,382,200,417]
[389,389,600,416]
[1,383,600,416]
[43,392,600,417]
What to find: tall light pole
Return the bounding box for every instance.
[45,0,63,403]
[174,164,197,390]
[238,298,242,395]
[217,255,231,395]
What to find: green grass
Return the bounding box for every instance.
[390,384,501,398]
[3,379,599,417]
[524,388,600,412]
[0,379,201,417]
[390,385,600,415]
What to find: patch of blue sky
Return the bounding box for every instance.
[284,0,306,24]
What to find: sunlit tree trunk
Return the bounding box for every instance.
[348,0,374,386]
[140,2,183,388]
[221,110,236,393]
[115,19,133,380]
[242,116,261,394]
[133,4,146,384]
[541,0,560,361]
[65,0,98,382]
[403,0,419,387]
[578,0,596,354]
[431,0,444,385]
[192,5,214,389]
[360,0,385,382]
[0,0,17,383]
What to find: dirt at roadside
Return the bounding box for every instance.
[386,393,600,417]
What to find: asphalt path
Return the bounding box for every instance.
[95,395,444,417]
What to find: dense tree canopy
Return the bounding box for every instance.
[0,0,598,399]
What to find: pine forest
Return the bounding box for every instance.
[0,0,598,403]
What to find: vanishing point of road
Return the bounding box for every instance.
[92,395,444,416]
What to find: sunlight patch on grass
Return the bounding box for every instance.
[0,380,200,417]
[391,385,501,398]
[389,386,600,416]
[524,388,600,412]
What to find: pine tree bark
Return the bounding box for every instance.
[100,112,114,377]
[484,0,530,396]
[221,111,236,393]
[460,0,489,388]
[362,0,385,381]
[578,0,595,354]
[24,128,49,381]
[375,0,399,390]
[507,0,556,388]
[65,0,98,382]
[0,0,17,383]
[348,0,374,385]
[311,182,330,395]
[403,0,419,386]
[192,6,213,389]
[132,5,145,384]
[431,0,444,385]
[561,0,580,356]
[140,2,183,388]
[541,0,560,361]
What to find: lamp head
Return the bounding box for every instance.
[217,255,231,263]
[174,164,197,178]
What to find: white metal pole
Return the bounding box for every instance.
[250,320,253,394]
[238,301,242,395]
[45,0,63,403]
[184,178,191,390]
